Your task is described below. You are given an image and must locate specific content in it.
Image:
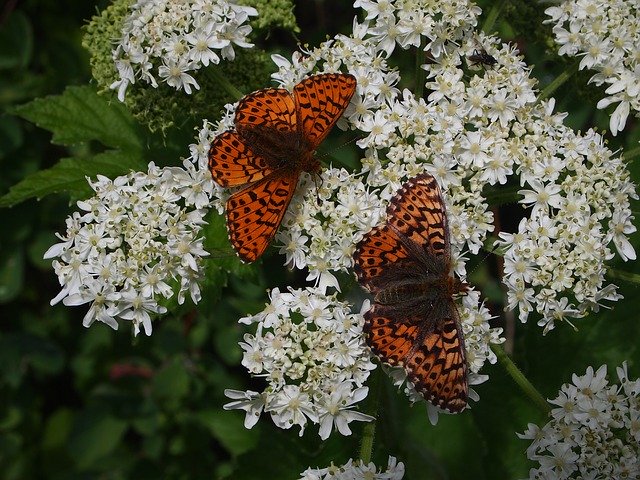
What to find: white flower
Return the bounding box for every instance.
[158,58,200,94]
[111,0,257,99]
[545,0,640,135]
[300,456,405,480]
[45,160,211,336]
[519,363,640,479]
[317,385,374,440]
[222,390,265,429]
[223,287,376,439]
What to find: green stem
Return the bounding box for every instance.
[624,145,640,161]
[481,0,507,34]
[607,268,640,284]
[415,38,425,100]
[491,344,551,415]
[359,367,381,464]
[207,67,244,101]
[538,61,580,102]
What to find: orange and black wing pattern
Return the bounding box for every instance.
[354,174,468,413]
[208,73,356,262]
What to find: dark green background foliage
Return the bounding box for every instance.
[1,1,639,479]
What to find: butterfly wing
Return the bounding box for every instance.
[294,73,356,149]
[354,173,468,412]
[225,169,298,262]
[365,307,467,412]
[235,87,298,132]
[386,173,451,260]
[208,131,276,187]
[353,224,411,293]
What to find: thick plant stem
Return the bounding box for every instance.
[481,0,507,34]
[491,343,551,415]
[359,368,381,464]
[624,145,640,161]
[207,67,244,101]
[538,61,580,102]
[415,38,425,100]
[607,268,640,284]
[359,416,376,465]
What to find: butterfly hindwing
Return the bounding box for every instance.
[225,169,299,262]
[386,174,450,258]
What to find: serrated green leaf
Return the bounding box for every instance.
[12,85,142,151]
[0,149,146,207]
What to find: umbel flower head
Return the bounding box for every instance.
[193,0,637,333]
[518,363,640,479]
[44,160,212,336]
[223,287,376,440]
[545,0,640,135]
[110,0,258,101]
[300,456,405,480]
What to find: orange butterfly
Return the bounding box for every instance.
[353,174,469,412]
[208,73,357,262]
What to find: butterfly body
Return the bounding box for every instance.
[209,73,356,262]
[354,173,468,412]
[235,123,319,174]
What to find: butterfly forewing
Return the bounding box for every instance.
[208,73,356,262]
[235,88,298,132]
[295,73,357,149]
[354,173,468,413]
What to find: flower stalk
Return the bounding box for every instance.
[538,60,580,102]
[491,344,550,415]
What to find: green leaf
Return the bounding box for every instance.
[0,248,24,303]
[12,85,142,151]
[0,149,146,207]
[42,409,74,451]
[68,411,127,469]
[0,115,23,159]
[0,12,33,70]
[196,409,258,456]
[152,358,190,404]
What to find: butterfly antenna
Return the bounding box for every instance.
[465,238,500,278]
[316,136,364,172]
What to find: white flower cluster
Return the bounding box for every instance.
[223,287,376,440]
[545,0,640,135]
[45,160,212,336]
[497,126,637,333]
[518,363,640,479]
[110,0,257,101]
[252,0,637,333]
[300,456,405,480]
